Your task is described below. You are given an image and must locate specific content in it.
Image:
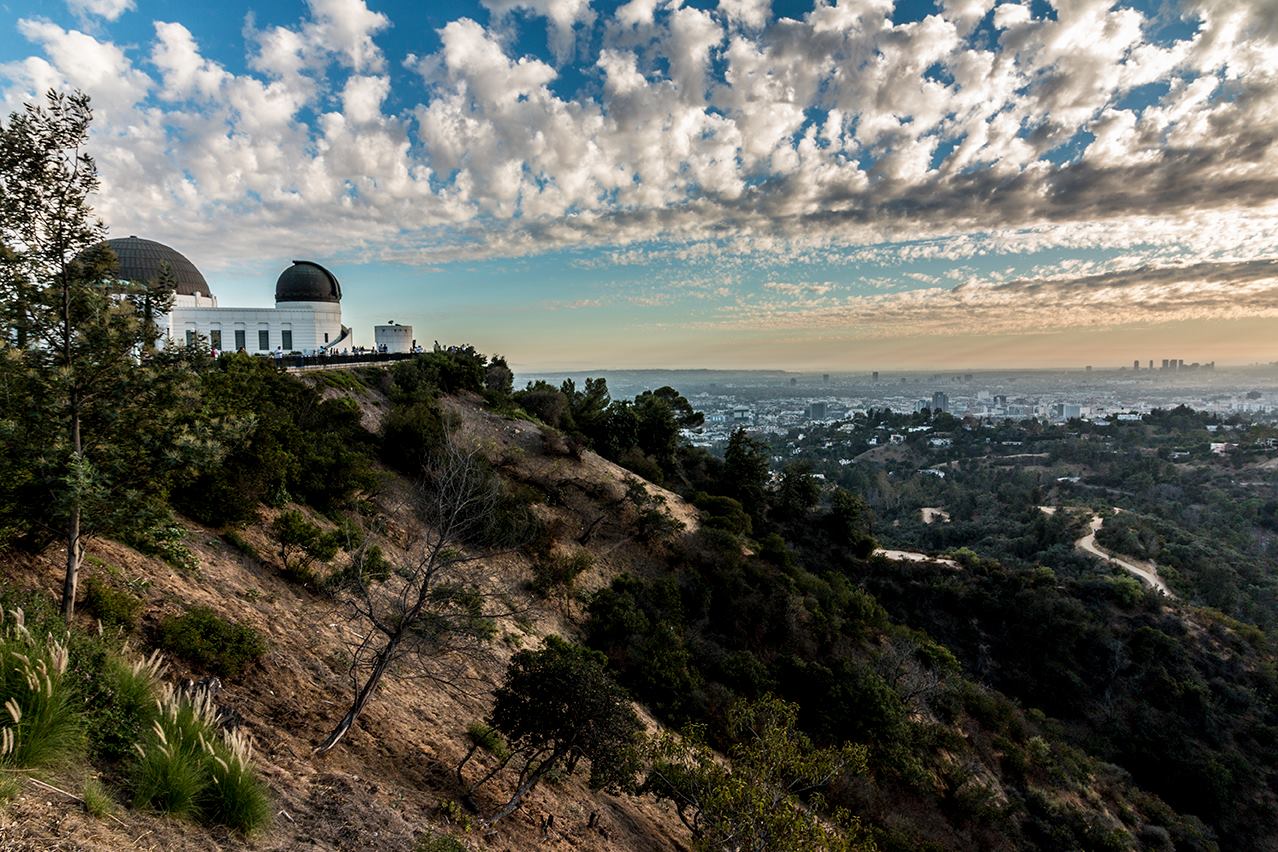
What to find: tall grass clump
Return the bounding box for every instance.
[203,726,270,833]
[83,650,164,765]
[0,607,84,770]
[132,683,269,833]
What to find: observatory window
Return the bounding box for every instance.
[258,329,270,351]
[324,332,330,343]
[209,330,222,350]
[185,330,195,347]
[234,329,246,351]
[281,330,293,351]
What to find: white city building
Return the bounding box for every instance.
[103,237,351,354]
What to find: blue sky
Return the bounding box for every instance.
[2,0,1277,369]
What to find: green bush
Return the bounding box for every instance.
[465,721,509,760]
[82,576,144,630]
[222,529,259,560]
[416,833,466,852]
[383,399,448,473]
[132,684,269,833]
[531,550,594,598]
[321,543,393,594]
[271,509,341,585]
[80,650,163,764]
[156,607,266,678]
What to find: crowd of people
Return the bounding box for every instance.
[206,342,427,361]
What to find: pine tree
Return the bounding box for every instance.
[0,90,196,619]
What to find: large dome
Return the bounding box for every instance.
[275,260,341,303]
[100,236,211,298]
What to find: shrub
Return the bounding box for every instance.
[531,550,594,598]
[118,518,200,574]
[82,576,143,630]
[271,509,341,585]
[81,650,164,765]
[222,529,259,560]
[465,721,509,760]
[693,493,753,537]
[383,399,448,472]
[0,607,83,770]
[416,833,467,852]
[321,544,393,595]
[156,607,266,678]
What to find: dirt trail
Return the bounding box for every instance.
[1040,507,1172,596]
[874,548,960,568]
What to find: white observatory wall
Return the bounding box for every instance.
[164,301,343,354]
[374,324,414,353]
[279,301,344,350]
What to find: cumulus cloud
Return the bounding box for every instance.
[481,0,596,62]
[2,0,1277,337]
[66,0,134,22]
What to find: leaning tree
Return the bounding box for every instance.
[315,438,524,754]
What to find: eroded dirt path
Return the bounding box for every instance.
[1041,507,1173,596]
[874,548,960,568]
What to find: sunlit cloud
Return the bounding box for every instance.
[2,0,1276,360]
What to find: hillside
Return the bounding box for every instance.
[2,352,1274,851]
[0,388,694,851]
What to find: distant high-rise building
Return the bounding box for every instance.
[1148,359,1154,370]
[1162,359,1170,369]
[789,377,797,386]
[822,373,830,384]
[932,391,948,413]
[872,371,879,382]
[1086,365,1092,372]
[1134,360,1140,370]
[807,402,828,420]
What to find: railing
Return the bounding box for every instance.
[282,351,417,370]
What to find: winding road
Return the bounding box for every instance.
[876,507,1173,595]
[1041,507,1173,596]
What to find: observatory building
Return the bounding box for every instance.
[101,236,351,354]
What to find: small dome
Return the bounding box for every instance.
[275,260,341,303]
[99,236,211,297]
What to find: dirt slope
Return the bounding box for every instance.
[0,394,698,851]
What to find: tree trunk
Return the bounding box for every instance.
[455,743,478,787]
[61,410,81,621]
[314,633,399,755]
[464,750,517,798]
[483,755,557,827]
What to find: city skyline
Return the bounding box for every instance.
[2,0,1276,370]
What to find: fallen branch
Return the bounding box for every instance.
[23,777,129,828]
